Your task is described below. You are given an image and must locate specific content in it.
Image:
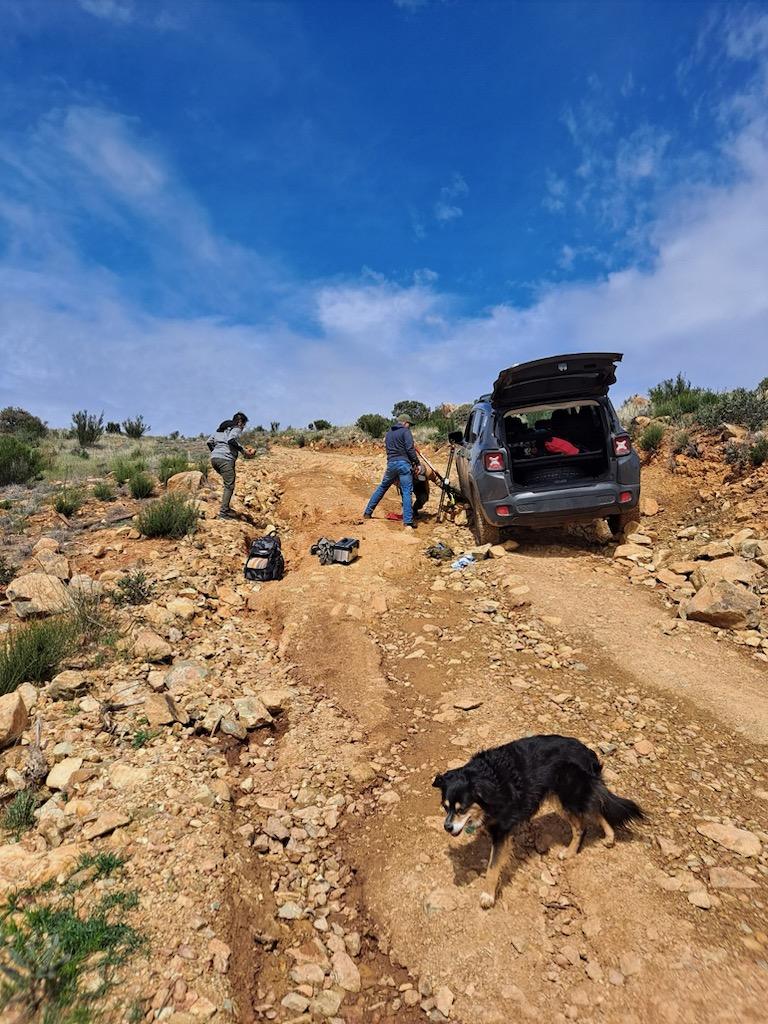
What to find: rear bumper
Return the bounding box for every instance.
[480,481,640,528]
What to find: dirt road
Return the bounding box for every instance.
[245,447,768,1024]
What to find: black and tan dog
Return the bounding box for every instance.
[433,734,643,909]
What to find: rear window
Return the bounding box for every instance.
[504,402,605,457]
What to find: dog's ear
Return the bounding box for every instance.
[432,774,444,789]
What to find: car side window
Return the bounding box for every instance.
[466,410,484,443]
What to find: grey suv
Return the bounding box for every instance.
[450,352,641,545]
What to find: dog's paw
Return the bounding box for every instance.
[558,846,577,861]
[602,835,615,849]
[479,891,495,910]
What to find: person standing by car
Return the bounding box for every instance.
[363,416,420,528]
[207,411,255,519]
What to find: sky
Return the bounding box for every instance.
[0,0,767,434]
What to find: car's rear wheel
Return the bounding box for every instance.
[471,494,502,546]
[607,512,636,537]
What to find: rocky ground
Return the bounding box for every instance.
[0,440,767,1024]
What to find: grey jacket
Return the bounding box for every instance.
[208,426,244,462]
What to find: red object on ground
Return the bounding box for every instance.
[386,512,403,521]
[544,436,580,456]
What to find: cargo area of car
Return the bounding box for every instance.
[502,402,611,489]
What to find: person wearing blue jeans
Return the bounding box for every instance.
[363,417,419,529]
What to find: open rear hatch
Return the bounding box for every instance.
[491,352,622,408]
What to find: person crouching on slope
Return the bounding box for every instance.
[363,416,420,529]
[207,412,255,520]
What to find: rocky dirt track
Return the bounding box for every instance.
[1,445,767,1024]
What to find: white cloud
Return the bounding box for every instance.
[77,0,134,24]
[434,172,468,223]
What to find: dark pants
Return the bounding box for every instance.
[211,456,236,512]
[412,477,429,516]
[364,459,414,525]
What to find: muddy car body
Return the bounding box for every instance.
[452,352,641,544]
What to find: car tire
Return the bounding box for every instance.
[607,512,636,537]
[471,494,502,546]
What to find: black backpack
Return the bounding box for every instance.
[244,535,284,582]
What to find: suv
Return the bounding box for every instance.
[449,352,641,544]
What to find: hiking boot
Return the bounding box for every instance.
[404,522,416,529]
[363,513,372,519]
[218,510,238,520]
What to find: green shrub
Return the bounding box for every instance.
[122,415,149,439]
[93,481,115,501]
[0,499,11,511]
[0,618,76,695]
[110,457,132,485]
[749,436,768,467]
[695,387,768,431]
[53,489,83,517]
[137,493,199,539]
[0,556,14,588]
[295,432,307,448]
[195,455,209,478]
[356,413,390,438]
[71,410,104,447]
[128,472,154,499]
[270,421,280,434]
[309,419,332,430]
[638,423,665,453]
[1,790,39,840]
[158,453,189,484]
[0,436,43,485]
[648,374,717,419]
[671,430,690,454]
[392,400,430,423]
[0,407,48,440]
[105,421,121,434]
[111,570,155,607]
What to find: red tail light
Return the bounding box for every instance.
[483,451,505,472]
[619,490,633,503]
[613,434,632,457]
[496,505,511,516]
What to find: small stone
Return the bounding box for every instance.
[132,629,173,662]
[233,695,272,729]
[708,866,758,890]
[281,993,310,1013]
[277,901,304,920]
[434,986,454,1016]
[311,989,343,1017]
[687,888,713,909]
[696,821,761,858]
[332,950,361,993]
[633,739,654,757]
[0,692,29,750]
[46,670,88,701]
[424,888,460,916]
[46,757,83,791]
[83,811,130,840]
[619,953,642,976]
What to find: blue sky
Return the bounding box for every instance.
[0,0,766,434]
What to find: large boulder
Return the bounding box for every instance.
[166,471,204,494]
[6,573,71,619]
[686,580,761,629]
[33,549,70,580]
[0,692,29,749]
[690,556,761,592]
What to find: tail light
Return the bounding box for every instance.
[483,451,505,472]
[619,490,633,503]
[613,434,632,457]
[496,505,511,516]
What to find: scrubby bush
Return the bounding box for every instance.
[0,407,48,440]
[270,421,280,434]
[53,488,83,517]
[137,493,199,539]
[169,430,180,440]
[0,617,76,694]
[295,432,307,448]
[122,415,149,439]
[392,400,430,423]
[158,453,189,484]
[749,436,768,467]
[724,441,750,470]
[671,430,690,454]
[195,455,209,478]
[695,388,768,432]
[0,436,43,485]
[111,570,155,607]
[309,419,332,431]
[93,480,116,501]
[128,472,154,498]
[1,789,39,839]
[106,421,121,434]
[648,374,717,419]
[110,457,132,485]
[0,556,14,588]
[71,410,104,446]
[356,413,390,438]
[638,423,665,453]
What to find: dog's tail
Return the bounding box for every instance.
[595,781,644,828]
